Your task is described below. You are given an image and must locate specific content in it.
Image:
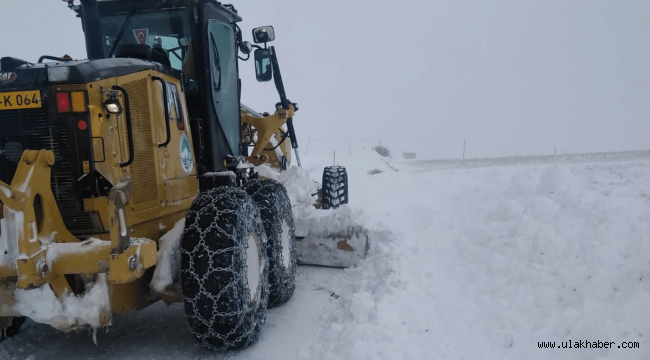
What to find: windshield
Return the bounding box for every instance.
[99,9,194,75]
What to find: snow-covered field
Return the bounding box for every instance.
[2,150,650,360]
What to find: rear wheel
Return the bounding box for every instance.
[180,187,269,351]
[0,316,26,341]
[245,179,296,307]
[321,166,348,209]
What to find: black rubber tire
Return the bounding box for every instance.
[321,166,349,210]
[180,187,269,351]
[245,179,296,307]
[0,317,26,341]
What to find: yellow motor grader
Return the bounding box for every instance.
[0,0,367,351]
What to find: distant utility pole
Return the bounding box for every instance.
[463,139,466,160]
[349,146,351,156]
[554,147,557,156]
[306,137,310,155]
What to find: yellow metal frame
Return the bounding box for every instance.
[0,150,158,298]
[241,104,294,168]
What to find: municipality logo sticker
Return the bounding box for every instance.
[180,133,193,174]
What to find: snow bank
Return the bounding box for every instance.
[300,152,650,360]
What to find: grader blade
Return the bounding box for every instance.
[294,213,370,268]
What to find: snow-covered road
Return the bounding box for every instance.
[1,265,343,360]
[2,150,650,360]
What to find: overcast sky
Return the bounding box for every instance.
[1,0,648,158]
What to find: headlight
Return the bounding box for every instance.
[104,92,122,114]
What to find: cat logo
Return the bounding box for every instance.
[0,72,17,83]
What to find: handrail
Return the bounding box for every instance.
[112,85,135,168]
[151,76,171,147]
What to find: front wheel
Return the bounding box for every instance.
[321,166,348,209]
[180,187,269,351]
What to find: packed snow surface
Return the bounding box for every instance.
[2,150,650,360]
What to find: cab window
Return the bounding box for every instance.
[99,9,194,78]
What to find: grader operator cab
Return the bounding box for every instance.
[0,0,366,351]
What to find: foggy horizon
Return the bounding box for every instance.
[1,0,648,159]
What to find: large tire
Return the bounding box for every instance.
[321,166,348,210]
[0,317,26,341]
[180,187,269,351]
[245,179,296,307]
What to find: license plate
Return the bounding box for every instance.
[0,90,42,111]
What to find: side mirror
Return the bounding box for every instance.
[252,26,275,44]
[254,48,273,82]
[239,41,253,55]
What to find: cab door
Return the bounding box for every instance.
[151,74,198,204]
[206,20,241,157]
